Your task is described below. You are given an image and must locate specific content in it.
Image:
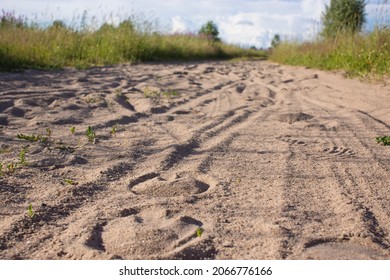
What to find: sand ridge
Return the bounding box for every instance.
[0,61,390,259]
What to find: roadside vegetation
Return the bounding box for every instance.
[270,0,390,78]
[0,13,266,71]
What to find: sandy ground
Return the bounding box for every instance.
[0,60,390,260]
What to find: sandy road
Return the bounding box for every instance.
[0,61,389,259]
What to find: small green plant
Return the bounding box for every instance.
[85,96,99,104]
[46,128,52,137]
[18,147,28,166]
[143,86,161,101]
[162,90,180,99]
[0,162,20,176]
[27,204,34,218]
[110,125,117,137]
[376,136,390,146]
[64,179,77,185]
[70,126,76,134]
[17,133,47,143]
[6,163,17,173]
[86,126,96,143]
[196,227,204,237]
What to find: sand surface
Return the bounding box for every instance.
[0,61,390,260]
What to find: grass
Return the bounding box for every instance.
[270,28,390,78]
[86,126,96,143]
[162,90,180,99]
[27,204,35,218]
[0,11,267,71]
[64,179,78,186]
[376,136,390,146]
[0,146,29,177]
[270,0,390,78]
[110,126,117,137]
[196,227,204,237]
[18,147,28,166]
[16,133,48,143]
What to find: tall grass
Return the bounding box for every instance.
[270,2,390,78]
[0,11,266,71]
[270,29,390,77]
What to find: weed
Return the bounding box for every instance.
[86,126,96,143]
[46,128,52,137]
[196,227,204,237]
[18,147,28,166]
[376,136,390,146]
[143,86,161,101]
[17,133,47,143]
[85,96,99,104]
[64,178,77,185]
[0,162,19,176]
[70,126,76,135]
[162,90,180,99]
[27,204,34,218]
[110,125,117,137]
[6,163,17,173]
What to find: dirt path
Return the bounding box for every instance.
[0,61,389,259]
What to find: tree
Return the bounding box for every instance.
[271,34,281,48]
[321,0,367,38]
[199,21,220,41]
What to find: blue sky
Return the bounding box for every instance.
[2,0,389,48]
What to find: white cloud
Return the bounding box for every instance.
[171,16,188,33]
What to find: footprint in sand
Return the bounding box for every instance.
[131,175,210,197]
[323,146,355,157]
[278,112,313,124]
[101,206,204,258]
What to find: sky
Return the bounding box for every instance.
[2,0,389,48]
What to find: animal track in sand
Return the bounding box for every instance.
[303,238,388,260]
[323,146,355,157]
[131,175,210,197]
[278,112,313,124]
[279,136,307,147]
[101,206,205,259]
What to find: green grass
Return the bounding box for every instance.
[27,204,35,218]
[196,227,204,237]
[64,178,77,186]
[270,28,390,78]
[86,126,96,143]
[16,133,48,143]
[376,136,390,146]
[18,147,28,166]
[0,12,267,71]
